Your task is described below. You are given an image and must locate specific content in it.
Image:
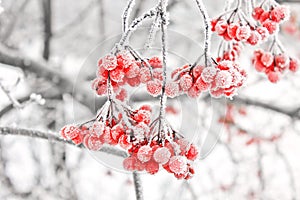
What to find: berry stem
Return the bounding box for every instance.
[157,0,169,141]
[194,0,211,68]
[122,0,136,32]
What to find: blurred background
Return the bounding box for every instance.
[1,0,300,199]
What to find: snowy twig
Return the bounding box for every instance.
[133,172,144,200]
[122,0,135,32]
[0,81,23,108]
[0,126,128,158]
[194,0,211,67]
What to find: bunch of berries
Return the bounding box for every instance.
[252,3,290,34]
[211,14,269,46]
[216,42,242,62]
[60,99,199,179]
[124,137,198,180]
[252,49,299,83]
[171,60,247,98]
[92,51,163,101]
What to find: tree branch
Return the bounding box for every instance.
[0,126,127,158]
[133,172,143,200]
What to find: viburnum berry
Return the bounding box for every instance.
[149,57,162,68]
[139,67,152,83]
[186,144,199,161]
[111,123,124,141]
[201,67,217,83]
[252,7,265,21]
[262,19,278,34]
[194,77,210,91]
[215,71,233,88]
[145,160,160,175]
[137,145,153,163]
[235,26,251,41]
[123,156,137,171]
[98,54,118,71]
[60,125,81,140]
[247,31,261,45]
[227,23,239,39]
[187,85,201,98]
[289,58,299,72]
[116,88,127,101]
[270,5,289,23]
[124,63,140,78]
[261,52,274,67]
[165,82,179,98]
[146,79,162,96]
[110,66,125,82]
[275,54,289,69]
[179,74,193,91]
[84,134,103,151]
[134,109,151,125]
[267,71,280,83]
[153,147,171,165]
[215,19,227,35]
[168,156,188,175]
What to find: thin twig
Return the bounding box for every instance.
[133,172,143,200]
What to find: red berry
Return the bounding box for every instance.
[126,76,141,87]
[267,71,280,83]
[194,77,210,91]
[227,23,239,39]
[84,134,103,151]
[215,19,228,35]
[235,26,251,41]
[60,125,81,140]
[139,67,152,83]
[270,6,289,23]
[110,67,125,82]
[261,52,274,67]
[124,63,140,78]
[179,74,193,91]
[252,7,265,21]
[149,57,162,68]
[145,160,159,175]
[137,145,153,163]
[192,65,204,78]
[247,31,261,45]
[201,67,217,83]
[153,147,171,164]
[187,85,201,98]
[186,144,199,161]
[123,156,137,171]
[256,27,269,41]
[259,11,270,23]
[146,79,162,96]
[116,88,127,101]
[165,82,180,98]
[169,156,188,175]
[289,58,299,72]
[99,54,118,71]
[275,54,289,69]
[111,123,125,141]
[215,71,233,88]
[262,19,278,34]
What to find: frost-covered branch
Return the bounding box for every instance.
[194,0,211,67]
[122,0,135,32]
[0,127,128,158]
[133,172,143,200]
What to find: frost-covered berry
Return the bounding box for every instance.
[165,82,179,98]
[139,67,152,83]
[90,121,105,136]
[201,67,217,83]
[289,58,299,72]
[215,19,227,35]
[261,52,274,67]
[137,145,153,163]
[267,71,280,83]
[60,125,81,140]
[252,7,264,21]
[275,54,289,69]
[195,77,210,91]
[186,144,199,161]
[149,57,162,68]
[126,76,141,87]
[247,31,261,45]
[270,6,289,23]
[227,23,239,39]
[99,54,118,71]
[110,67,125,82]
[123,156,137,171]
[146,79,162,96]
[256,27,269,41]
[169,156,188,174]
[215,71,232,88]
[187,85,201,98]
[262,19,278,34]
[124,63,140,78]
[235,26,251,41]
[145,160,159,174]
[153,147,171,164]
[179,74,193,91]
[84,135,103,151]
[111,123,124,141]
[134,109,151,125]
[116,88,127,101]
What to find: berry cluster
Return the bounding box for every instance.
[60,99,199,179]
[61,103,152,150]
[252,4,289,34]
[124,138,198,180]
[171,60,247,98]
[216,42,242,62]
[252,49,299,83]
[92,51,163,101]
[211,15,268,46]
